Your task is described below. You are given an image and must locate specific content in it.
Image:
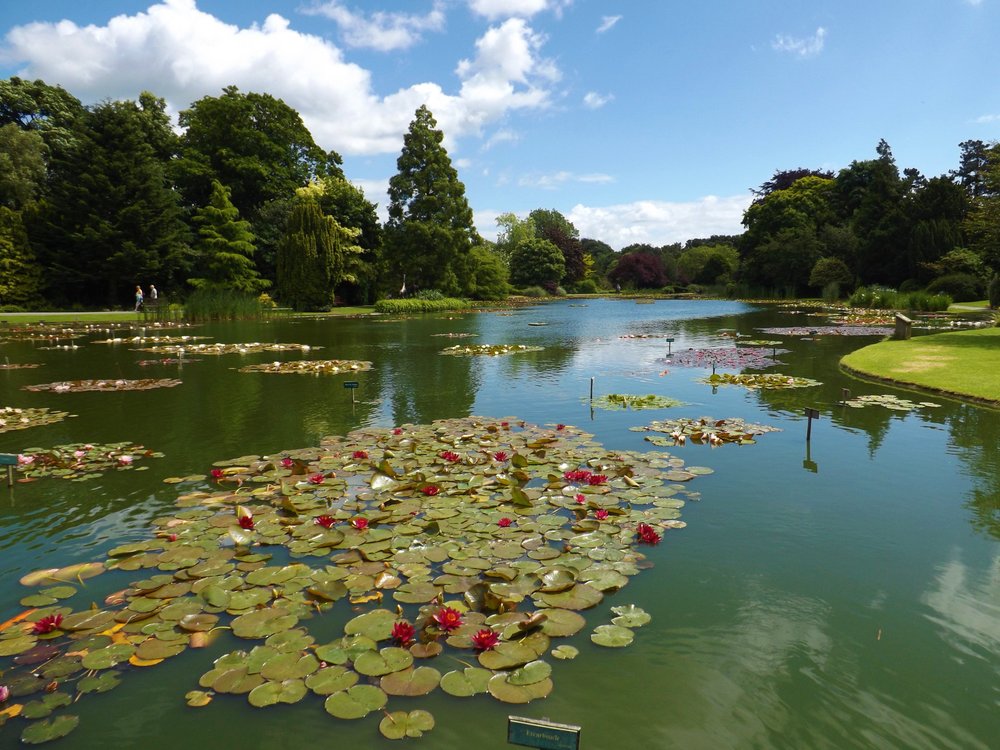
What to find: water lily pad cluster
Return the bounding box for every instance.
[22,379,182,393]
[668,348,782,369]
[440,344,543,357]
[0,328,84,342]
[590,604,651,647]
[842,394,941,411]
[736,340,784,347]
[92,336,211,345]
[14,442,162,482]
[238,360,373,375]
[134,343,320,356]
[630,416,781,447]
[701,373,822,389]
[0,417,704,743]
[757,325,893,337]
[590,394,684,411]
[0,363,41,370]
[0,407,71,433]
[430,333,478,339]
[827,312,895,326]
[137,358,201,367]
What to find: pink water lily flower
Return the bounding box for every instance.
[595,509,609,520]
[16,454,34,466]
[493,451,509,462]
[314,515,336,528]
[280,457,294,469]
[0,685,9,703]
[73,450,87,459]
[350,517,369,530]
[117,455,133,465]
[308,473,325,485]
[575,494,586,504]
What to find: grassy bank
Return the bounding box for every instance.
[841,327,1000,406]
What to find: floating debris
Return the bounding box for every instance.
[238,360,373,375]
[700,373,821,389]
[630,416,781,446]
[0,406,72,433]
[440,344,543,357]
[589,394,684,411]
[23,379,182,393]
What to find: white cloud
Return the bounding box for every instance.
[482,128,519,149]
[1,0,559,156]
[596,15,621,34]
[467,0,572,20]
[582,91,612,109]
[973,113,1000,124]
[772,27,826,58]
[518,170,614,188]
[562,194,750,248]
[301,1,445,52]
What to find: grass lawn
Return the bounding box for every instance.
[841,326,1000,406]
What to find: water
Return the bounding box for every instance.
[0,299,997,749]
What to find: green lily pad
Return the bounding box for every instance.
[185,690,213,707]
[21,692,73,719]
[260,652,320,681]
[20,715,80,745]
[305,666,359,695]
[610,604,652,628]
[78,671,122,694]
[590,624,635,647]
[486,673,554,704]
[248,679,308,707]
[551,644,579,660]
[379,710,435,740]
[231,607,298,639]
[344,608,397,641]
[440,667,493,697]
[354,647,414,677]
[478,641,537,670]
[323,684,387,720]
[507,659,551,686]
[535,582,604,610]
[380,665,441,696]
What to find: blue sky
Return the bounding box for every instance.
[2,0,998,248]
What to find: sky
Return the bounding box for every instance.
[1,0,998,249]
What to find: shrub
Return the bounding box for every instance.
[554,286,567,297]
[572,278,599,294]
[416,289,444,300]
[925,273,985,302]
[821,282,840,302]
[184,287,268,321]
[518,286,548,298]
[848,286,897,309]
[373,297,471,314]
[0,304,26,313]
[899,291,951,311]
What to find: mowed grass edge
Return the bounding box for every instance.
[841,327,1000,407]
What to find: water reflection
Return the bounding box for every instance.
[921,552,1000,665]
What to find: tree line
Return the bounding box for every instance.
[1,76,998,311]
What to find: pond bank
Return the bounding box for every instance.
[840,326,1000,407]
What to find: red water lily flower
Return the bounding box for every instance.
[556,423,566,431]
[210,468,223,480]
[280,457,294,469]
[352,450,368,460]
[575,494,586,504]
[563,469,592,483]
[392,428,403,435]
[0,685,9,703]
[308,473,325,485]
[314,515,337,529]
[432,607,463,632]
[493,451,509,462]
[32,614,63,635]
[500,421,509,428]
[586,474,608,486]
[497,517,513,527]
[392,620,416,646]
[636,522,661,545]
[595,509,609,520]
[350,517,369,530]
[440,450,461,463]
[238,515,255,531]
[421,485,439,496]
[471,628,500,651]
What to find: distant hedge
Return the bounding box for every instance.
[374,298,472,314]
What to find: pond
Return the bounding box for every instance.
[0,299,997,749]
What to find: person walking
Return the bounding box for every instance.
[149,284,158,305]
[134,285,144,311]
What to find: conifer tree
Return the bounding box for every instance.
[189,180,267,294]
[385,105,478,295]
[0,207,42,308]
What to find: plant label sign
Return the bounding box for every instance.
[343,381,359,389]
[0,454,18,466]
[508,716,581,750]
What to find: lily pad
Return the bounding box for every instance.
[380,665,441,696]
[248,679,308,707]
[305,666,359,695]
[323,684,388,720]
[590,624,635,647]
[610,604,651,628]
[440,667,492,697]
[486,673,553,704]
[379,710,435,740]
[20,715,80,744]
[354,647,414,677]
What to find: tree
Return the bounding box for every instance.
[808,256,853,289]
[529,209,584,283]
[964,142,1000,278]
[952,140,990,198]
[462,244,509,300]
[29,98,190,306]
[277,192,363,311]
[189,180,266,294]
[742,226,823,295]
[0,207,42,308]
[0,77,84,165]
[174,86,342,221]
[608,251,668,289]
[0,124,46,209]
[509,238,565,291]
[581,238,615,280]
[385,105,478,295]
[494,212,536,267]
[314,177,383,304]
[750,167,835,204]
[677,244,738,285]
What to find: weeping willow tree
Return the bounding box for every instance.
[277,189,363,311]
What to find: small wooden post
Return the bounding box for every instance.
[589,377,594,401]
[665,337,674,356]
[0,454,18,487]
[804,408,820,442]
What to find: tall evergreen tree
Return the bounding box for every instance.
[0,206,42,308]
[189,180,266,294]
[385,105,478,295]
[277,191,363,311]
[529,209,584,284]
[29,98,190,306]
